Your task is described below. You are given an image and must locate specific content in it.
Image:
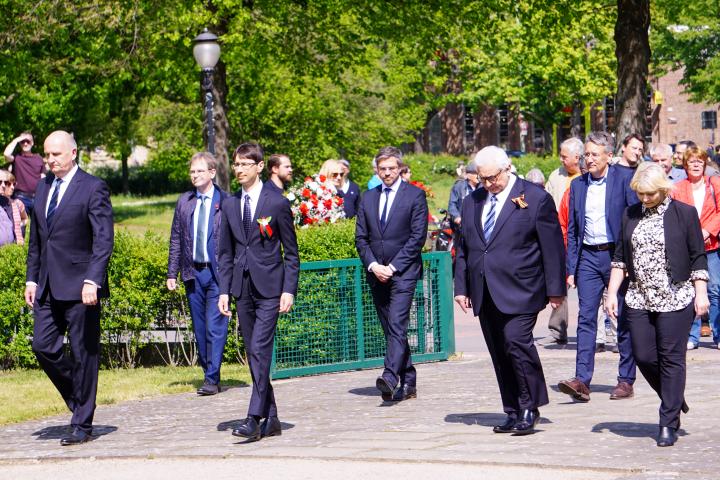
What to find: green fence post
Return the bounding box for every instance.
[354,264,365,361]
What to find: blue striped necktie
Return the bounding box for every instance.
[483,194,497,239]
[46,178,63,226]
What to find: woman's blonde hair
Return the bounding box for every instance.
[630,161,672,194]
[319,159,342,180]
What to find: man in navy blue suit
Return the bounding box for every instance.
[337,159,361,218]
[355,146,428,402]
[25,131,114,445]
[454,146,566,435]
[167,152,228,396]
[217,143,299,442]
[558,131,638,403]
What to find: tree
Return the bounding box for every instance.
[614,0,651,148]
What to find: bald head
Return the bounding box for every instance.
[44,130,77,179]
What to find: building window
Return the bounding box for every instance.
[701,111,717,130]
[498,103,509,148]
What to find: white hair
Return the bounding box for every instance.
[466,158,477,173]
[525,168,546,185]
[473,146,510,170]
[649,142,673,158]
[560,137,584,157]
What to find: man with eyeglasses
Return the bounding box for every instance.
[3,131,46,215]
[167,152,229,396]
[356,146,428,403]
[559,131,638,404]
[217,142,299,442]
[454,146,565,436]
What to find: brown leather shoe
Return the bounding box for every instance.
[557,378,590,402]
[610,381,634,400]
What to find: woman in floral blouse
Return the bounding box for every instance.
[606,162,709,448]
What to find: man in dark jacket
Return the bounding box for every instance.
[167,152,229,396]
[338,159,361,218]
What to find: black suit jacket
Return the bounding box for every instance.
[355,181,428,282]
[339,180,361,219]
[613,200,707,283]
[26,169,114,301]
[454,177,566,316]
[218,183,299,298]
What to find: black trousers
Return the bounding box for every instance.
[235,271,279,418]
[369,276,417,388]
[32,294,101,432]
[479,284,548,415]
[626,303,694,429]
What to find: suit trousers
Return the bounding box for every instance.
[235,271,279,418]
[479,283,549,414]
[369,276,417,388]
[185,267,228,384]
[31,293,101,432]
[575,247,636,386]
[626,303,694,429]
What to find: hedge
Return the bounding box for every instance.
[0,220,359,369]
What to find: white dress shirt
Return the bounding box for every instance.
[583,174,612,245]
[377,177,402,219]
[241,181,263,221]
[45,163,79,216]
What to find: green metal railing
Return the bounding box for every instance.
[271,251,455,379]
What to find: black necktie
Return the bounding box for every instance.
[243,194,252,238]
[380,187,391,229]
[46,178,62,226]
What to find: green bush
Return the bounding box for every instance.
[0,244,34,369]
[296,219,357,262]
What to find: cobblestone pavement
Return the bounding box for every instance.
[1,291,718,480]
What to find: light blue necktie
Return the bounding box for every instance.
[483,194,497,239]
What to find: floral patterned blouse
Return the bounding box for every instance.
[611,197,708,312]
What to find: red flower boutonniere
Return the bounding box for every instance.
[214,202,220,211]
[257,216,273,238]
[511,194,529,208]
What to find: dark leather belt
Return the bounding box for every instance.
[583,243,615,252]
[193,262,211,270]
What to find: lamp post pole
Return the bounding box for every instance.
[193,29,221,155]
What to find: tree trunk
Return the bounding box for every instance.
[614,0,650,151]
[442,102,465,155]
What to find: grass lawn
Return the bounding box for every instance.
[0,364,250,426]
[112,193,178,236]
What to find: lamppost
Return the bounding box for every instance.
[193,29,221,155]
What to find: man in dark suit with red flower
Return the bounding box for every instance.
[454,146,566,435]
[217,142,299,442]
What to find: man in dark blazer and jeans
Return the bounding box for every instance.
[355,146,428,402]
[454,146,566,435]
[218,143,299,442]
[25,131,114,446]
[167,152,228,396]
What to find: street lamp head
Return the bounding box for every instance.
[193,28,221,71]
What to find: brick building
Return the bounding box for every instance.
[650,68,720,149]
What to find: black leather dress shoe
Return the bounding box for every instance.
[261,416,282,438]
[492,415,517,433]
[232,416,261,442]
[657,426,678,447]
[391,385,417,402]
[60,428,92,446]
[376,377,397,401]
[197,381,220,396]
[511,409,540,435]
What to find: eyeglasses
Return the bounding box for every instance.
[478,169,506,184]
[378,166,398,173]
[233,161,258,170]
[0,180,13,186]
[19,140,31,145]
[330,172,344,177]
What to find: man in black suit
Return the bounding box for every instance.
[337,159,360,218]
[454,146,566,435]
[217,143,299,442]
[355,146,428,402]
[24,131,114,445]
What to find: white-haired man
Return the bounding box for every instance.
[650,143,687,184]
[544,137,584,345]
[454,146,566,435]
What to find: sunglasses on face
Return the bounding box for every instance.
[0,180,13,186]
